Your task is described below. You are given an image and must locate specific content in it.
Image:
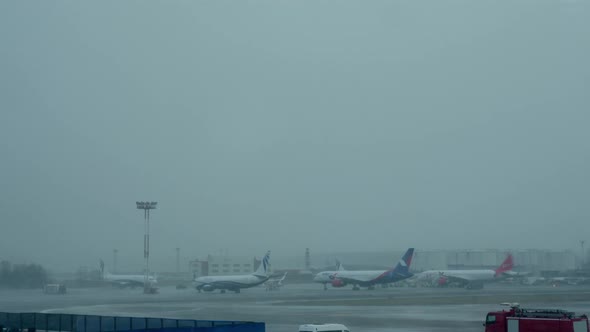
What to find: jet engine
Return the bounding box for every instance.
[201,284,215,292]
[331,278,346,288]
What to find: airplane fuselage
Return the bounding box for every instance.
[104,273,157,287]
[314,248,415,290]
[194,274,268,292]
[313,271,341,284]
[333,270,411,286]
[419,269,496,281]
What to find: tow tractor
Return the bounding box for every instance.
[484,303,589,332]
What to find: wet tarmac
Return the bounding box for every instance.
[1,283,590,332]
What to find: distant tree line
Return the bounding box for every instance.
[0,260,48,288]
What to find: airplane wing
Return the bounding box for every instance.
[438,272,478,284]
[332,274,375,284]
[445,275,475,283]
[109,280,144,288]
[266,274,283,283]
[503,271,531,277]
[265,273,287,287]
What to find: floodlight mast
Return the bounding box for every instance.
[113,249,118,274]
[136,201,157,293]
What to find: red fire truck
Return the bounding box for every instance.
[484,303,589,332]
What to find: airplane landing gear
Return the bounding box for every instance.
[220,289,226,294]
[352,285,360,291]
[323,284,328,291]
[367,286,375,290]
[234,289,241,293]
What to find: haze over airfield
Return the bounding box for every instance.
[0,1,589,272]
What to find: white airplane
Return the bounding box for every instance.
[416,253,514,289]
[99,259,157,288]
[194,250,271,293]
[265,272,288,291]
[104,272,157,288]
[521,276,546,286]
[548,276,588,286]
[313,260,346,290]
[313,248,415,290]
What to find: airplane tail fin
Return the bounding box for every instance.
[494,253,514,277]
[336,259,345,271]
[253,251,271,277]
[391,248,414,275]
[373,248,414,282]
[99,259,105,279]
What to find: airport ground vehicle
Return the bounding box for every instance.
[484,303,589,332]
[299,324,349,332]
[43,283,67,294]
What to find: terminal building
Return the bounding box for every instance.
[190,255,264,277]
[411,249,576,273]
[189,248,576,278]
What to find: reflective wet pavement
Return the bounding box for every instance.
[2,284,590,332]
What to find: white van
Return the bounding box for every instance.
[299,324,349,332]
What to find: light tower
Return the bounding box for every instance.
[176,248,180,273]
[113,249,118,274]
[136,201,157,293]
[581,240,586,268]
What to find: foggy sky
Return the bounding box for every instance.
[1,1,589,272]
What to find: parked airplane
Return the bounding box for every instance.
[547,276,590,286]
[314,248,415,290]
[416,253,514,289]
[194,250,271,293]
[265,272,288,291]
[99,259,157,288]
[313,260,346,290]
[521,276,546,286]
[503,270,531,278]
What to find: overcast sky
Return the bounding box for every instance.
[1,1,588,272]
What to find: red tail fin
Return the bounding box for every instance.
[494,254,514,276]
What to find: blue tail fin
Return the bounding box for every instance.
[374,248,414,282]
[254,251,271,277]
[393,247,414,275]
